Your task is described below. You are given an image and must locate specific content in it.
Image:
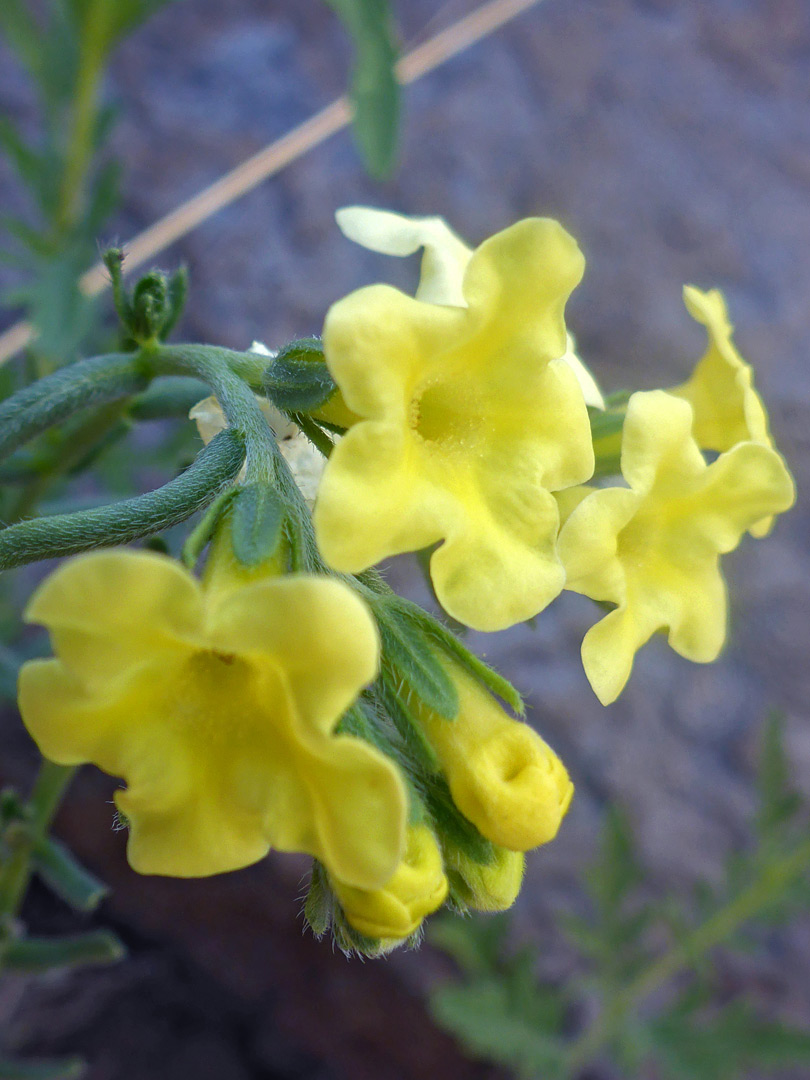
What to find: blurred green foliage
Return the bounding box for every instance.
[429,712,810,1080]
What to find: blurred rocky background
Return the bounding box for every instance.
[0,0,808,1076]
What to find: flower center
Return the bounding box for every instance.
[411,378,484,452]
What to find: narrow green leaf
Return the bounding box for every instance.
[376,602,458,719]
[32,837,108,911]
[0,0,45,80]
[324,0,400,178]
[230,482,284,567]
[2,930,124,973]
[0,428,244,571]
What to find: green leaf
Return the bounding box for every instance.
[375,601,458,720]
[2,930,124,973]
[303,861,333,937]
[32,836,108,911]
[430,977,566,1078]
[403,602,525,715]
[0,0,46,81]
[324,0,400,178]
[230,482,284,567]
[263,338,337,414]
[0,1055,84,1080]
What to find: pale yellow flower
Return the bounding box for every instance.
[331,823,448,942]
[18,550,407,884]
[670,286,775,537]
[315,217,594,631]
[558,391,795,705]
[417,662,573,851]
[336,205,605,408]
[671,286,770,451]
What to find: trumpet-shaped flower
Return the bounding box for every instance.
[558,391,795,705]
[416,662,574,850]
[336,205,605,408]
[670,286,775,537]
[18,550,407,884]
[331,823,448,942]
[315,217,595,631]
[671,286,771,452]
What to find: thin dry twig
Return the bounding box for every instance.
[0,0,542,365]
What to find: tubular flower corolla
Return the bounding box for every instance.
[558,391,796,706]
[314,216,595,631]
[416,662,573,851]
[331,823,448,943]
[18,550,407,884]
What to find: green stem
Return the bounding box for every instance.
[54,2,110,236]
[0,762,76,923]
[564,836,810,1075]
[150,344,276,483]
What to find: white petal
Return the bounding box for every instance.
[336,205,472,307]
[559,334,605,410]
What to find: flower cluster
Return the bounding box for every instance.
[15,206,794,954]
[314,207,795,701]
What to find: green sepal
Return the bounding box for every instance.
[376,676,441,777]
[181,488,238,570]
[374,600,459,720]
[403,602,525,715]
[0,1054,84,1080]
[420,775,495,868]
[1,930,124,973]
[263,338,338,414]
[31,837,108,912]
[230,482,285,567]
[303,861,333,938]
[0,428,244,571]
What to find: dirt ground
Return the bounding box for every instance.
[1,1,809,1076]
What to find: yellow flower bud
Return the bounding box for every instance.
[448,846,525,912]
[332,823,448,941]
[417,665,573,852]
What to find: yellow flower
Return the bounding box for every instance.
[417,662,573,851]
[18,550,407,884]
[314,217,595,631]
[670,286,775,537]
[671,285,771,452]
[558,391,795,705]
[336,205,605,408]
[331,823,448,942]
[447,846,525,912]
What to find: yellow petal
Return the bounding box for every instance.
[323,283,466,420]
[332,823,448,940]
[558,486,640,602]
[336,205,472,307]
[208,575,380,736]
[24,551,204,689]
[314,421,446,572]
[620,390,705,494]
[671,285,771,452]
[430,483,564,632]
[461,218,584,358]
